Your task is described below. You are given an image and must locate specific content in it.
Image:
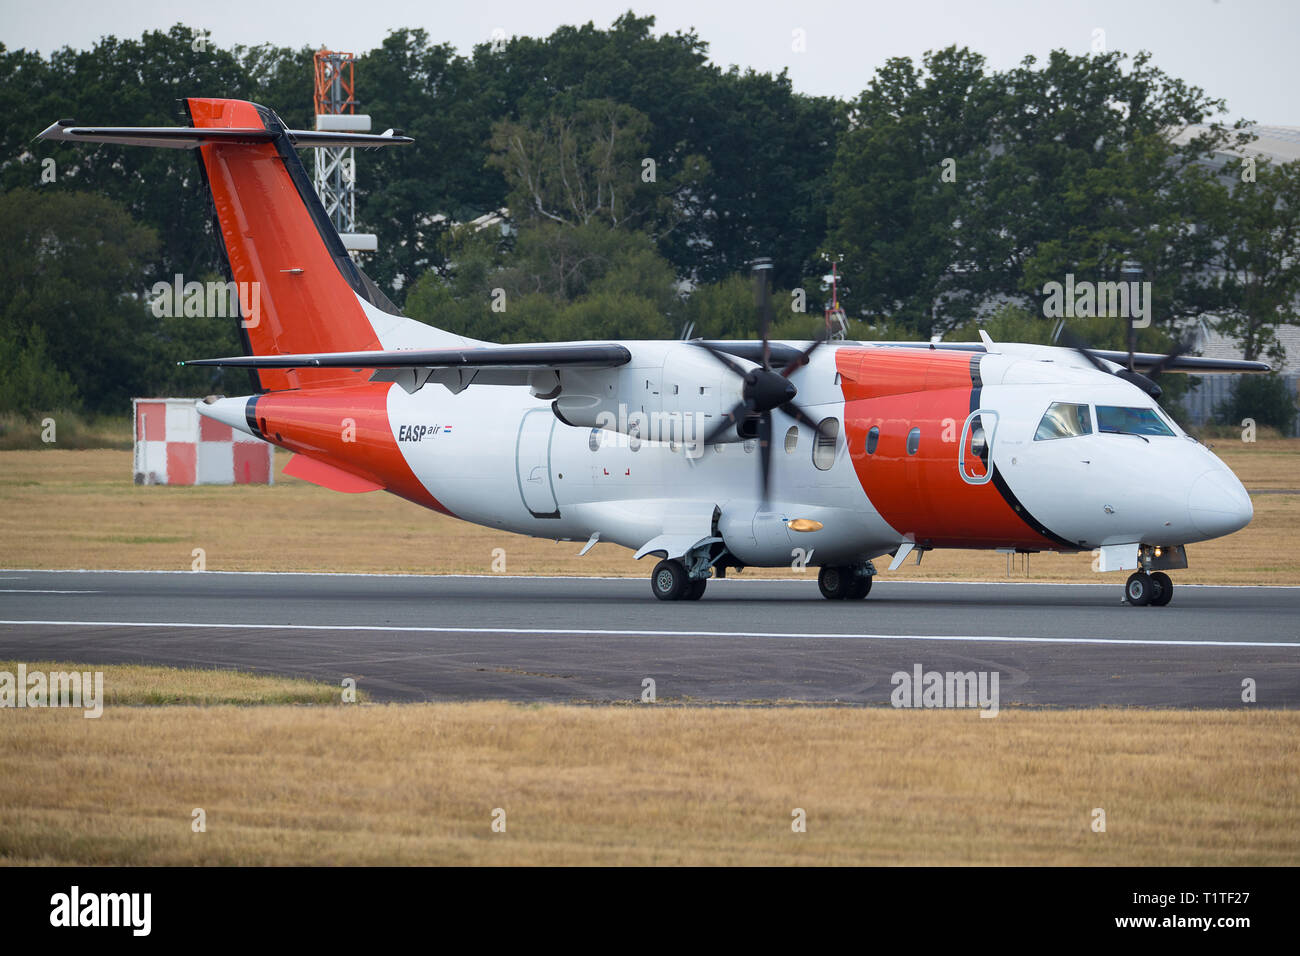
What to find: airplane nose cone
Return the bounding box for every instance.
[1187,469,1253,538]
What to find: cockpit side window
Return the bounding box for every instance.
[1034,402,1092,441]
[1096,405,1175,437]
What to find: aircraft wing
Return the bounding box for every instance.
[182,343,631,371]
[871,341,1272,374]
[1086,351,1271,374]
[183,343,633,394]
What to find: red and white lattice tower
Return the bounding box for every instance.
[313,50,377,253]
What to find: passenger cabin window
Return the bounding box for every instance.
[813,418,839,470]
[784,426,799,453]
[1096,405,1175,437]
[865,426,879,455]
[906,427,920,456]
[1034,402,1092,441]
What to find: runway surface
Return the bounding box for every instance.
[1,570,1297,707]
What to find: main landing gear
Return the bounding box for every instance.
[650,556,878,602]
[818,564,874,601]
[1125,570,1174,607]
[650,559,708,601]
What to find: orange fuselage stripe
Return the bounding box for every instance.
[836,348,1071,550]
[253,385,452,516]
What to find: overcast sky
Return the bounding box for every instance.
[3,0,1296,124]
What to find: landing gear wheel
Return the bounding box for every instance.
[683,578,708,601]
[651,559,689,601]
[1149,571,1173,607]
[1125,571,1153,607]
[818,565,850,600]
[845,574,873,600]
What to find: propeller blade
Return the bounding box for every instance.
[780,335,827,379]
[691,340,751,379]
[1144,337,1194,380]
[760,295,774,372]
[701,400,748,446]
[757,411,773,505]
[1058,329,1113,374]
[752,259,773,371]
[778,402,830,441]
[1126,316,1136,373]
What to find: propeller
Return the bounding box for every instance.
[1056,327,1191,400]
[690,257,834,502]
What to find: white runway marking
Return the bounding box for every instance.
[0,619,1296,648]
[0,589,102,594]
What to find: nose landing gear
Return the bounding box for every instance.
[1125,570,1174,607]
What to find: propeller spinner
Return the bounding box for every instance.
[690,258,834,502]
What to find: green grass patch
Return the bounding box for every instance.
[0,412,133,451]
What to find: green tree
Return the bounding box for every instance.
[825,48,1236,338]
[470,14,843,289]
[357,28,501,295]
[5,27,310,280]
[1217,373,1298,434]
[0,189,158,412]
[405,219,679,342]
[1191,159,1300,363]
[0,324,79,414]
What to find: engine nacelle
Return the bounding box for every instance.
[550,342,750,444]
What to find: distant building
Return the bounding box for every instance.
[132,398,274,485]
[1178,323,1300,436]
[1168,125,1300,434]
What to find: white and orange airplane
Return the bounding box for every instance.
[39,98,1266,605]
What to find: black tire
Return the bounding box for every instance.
[683,577,708,601]
[1150,571,1173,607]
[846,574,873,600]
[1125,571,1153,607]
[651,559,688,601]
[818,565,849,600]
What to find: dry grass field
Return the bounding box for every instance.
[0,660,355,706]
[0,439,1297,583]
[0,676,1294,865]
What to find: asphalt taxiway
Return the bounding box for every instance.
[0,570,1296,706]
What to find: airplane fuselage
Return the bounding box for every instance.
[219,341,1252,574]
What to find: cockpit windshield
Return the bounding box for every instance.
[1096,405,1175,437]
[1034,402,1092,441]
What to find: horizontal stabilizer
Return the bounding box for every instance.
[36,120,413,150]
[182,343,632,371]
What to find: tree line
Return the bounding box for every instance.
[1,14,1297,418]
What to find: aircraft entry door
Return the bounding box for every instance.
[958,409,998,485]
[515,408,561,518]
